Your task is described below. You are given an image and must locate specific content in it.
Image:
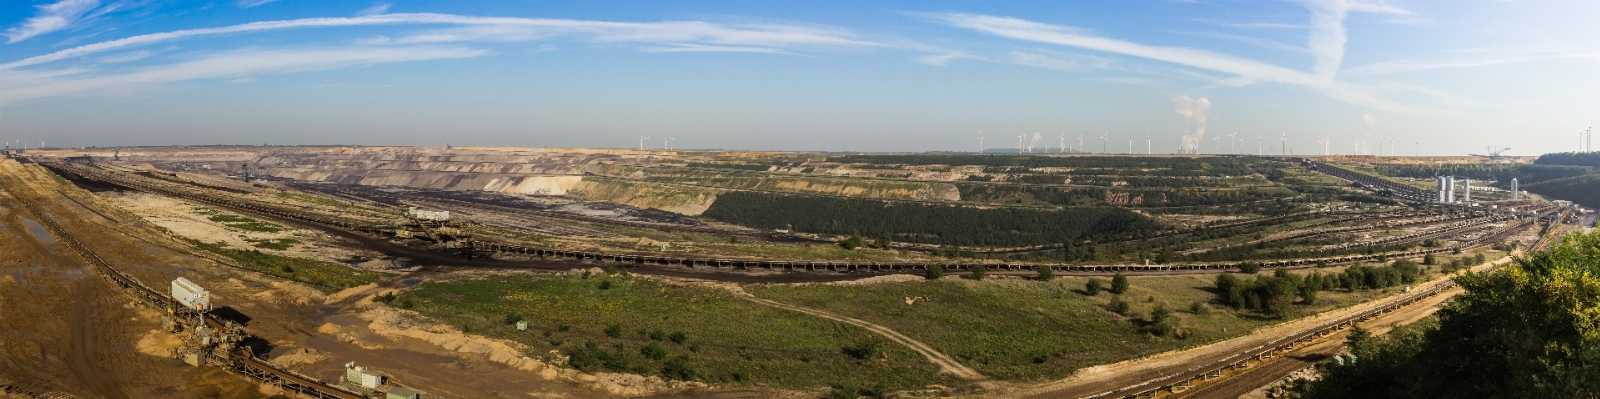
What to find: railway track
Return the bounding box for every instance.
[2,165,365,399]
[1084,272,1464,399]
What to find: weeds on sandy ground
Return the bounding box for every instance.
[244,238,299,250]
[748,272,1404,380]
[186,239,383,291]
[388,273,959,391]
[206,213,284,233]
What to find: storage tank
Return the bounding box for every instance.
[171,277,211,312]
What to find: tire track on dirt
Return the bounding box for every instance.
[729,289,985,380]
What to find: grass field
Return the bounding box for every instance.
[747,271,1410,381]
[391,273,960,391]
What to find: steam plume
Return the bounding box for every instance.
[1173,95,1212,154]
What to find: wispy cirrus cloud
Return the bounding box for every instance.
[3,46,488,105]
[1,13,880,70]
[1343,57,1521,76]
[358,3,391,16]
[925,1,1442,115]
[4,0,101,43]
[238,0,279,9]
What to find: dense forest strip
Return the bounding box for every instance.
[823,154,1259,176]
[701,191,1162,247]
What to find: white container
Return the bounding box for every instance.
[171,277,211,312]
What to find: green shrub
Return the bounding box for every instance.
[926,264,943,280]
[970,265,987,280]
[504,313,523,325]
[1038,265,1054,281]
[641,343,668,360]
[1110,273,1129,294]
[1085,279,1103,295]
[604,324,623,338]
[1239,261,1261,274]
[841,340,882,360]
[1110,295,1131,315]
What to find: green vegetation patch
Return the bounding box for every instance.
[392,274,955,390]
[188,239,383,291]
[703,191,1160,247]
[207,214,284,232]
[244,238,299,250]
[749,275,1399,380]
[1294,232,1600,398]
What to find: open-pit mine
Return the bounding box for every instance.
[1,146,1590,399]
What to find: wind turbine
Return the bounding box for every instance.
[665,137,676,150]
[1280,132,1287,156]
[978,132,985,153]
[1059,132,1066,154]
[1079,135,1084,154]
[1257,135,1262,156]
[1128,138,1133,154]
[1101,132,1108,154]
[1146,135,1152,154]
[639,135,651,150]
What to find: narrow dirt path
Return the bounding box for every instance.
[725,287,986,380]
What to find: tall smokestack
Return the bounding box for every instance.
[1447,176,1456,203]
[1463,179,1471,202]
[1512,178,1520,200]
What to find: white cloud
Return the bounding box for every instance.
[929,12,1440,114]
[2,46,489,104]
[1010,51,1090,71]
[1343,57,1521,76]
[2,13,879,70]
[4,0,101,43]
[1362,113,1378,127]
[358,3,391,16]
[640,44,798,55]
[97,50,150,63]
[1099,76,1157,86]
[238,0,279,9]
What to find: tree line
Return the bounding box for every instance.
[701,191,1162,247]
[1290,232,1600,398]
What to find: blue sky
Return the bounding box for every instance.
[2,0,1597,156]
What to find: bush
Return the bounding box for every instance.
[1110,273,1129,294]
[1038,265,1054,281]
[669,331,687,344]
[599,280,612,290]
[839,232,865,249]
[660,355,697,381]
[1239,261,1261,274]
[926,264,943,280]
[504,313,523,325]
[1423,254,1436,265]
[1110,295,1131,315]
[641,343,668,360]
[604,324,623,338]
[1150,303,1171,324]
[841,340,882,360]
[1190,301,1209,315]
[1086,279,1103,295]
[970,265,987,280]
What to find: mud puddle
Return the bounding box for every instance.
[21,217,54,244]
